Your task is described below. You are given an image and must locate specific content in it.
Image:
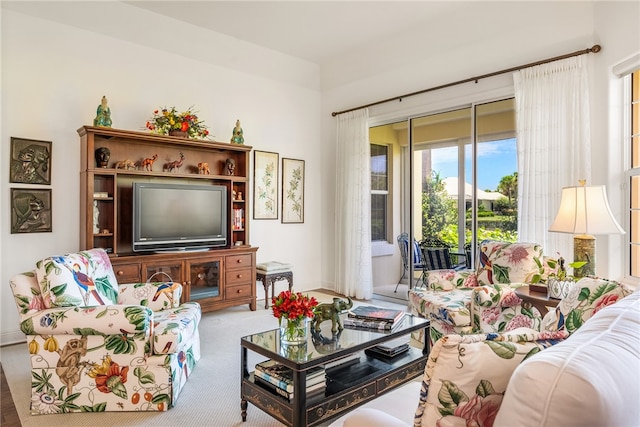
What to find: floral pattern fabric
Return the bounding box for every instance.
[413,329,569,427]
[409,241,552,349]
[35,248,119,308]
[10,254,202,415]
[541,276,632,334]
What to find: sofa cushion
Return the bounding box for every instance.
[475,241,543,286]
[415,329,568,427]
[495,289,640,427]
[541,276,631,334]
[35,248,119,308]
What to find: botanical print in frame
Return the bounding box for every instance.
[281,158,304,224]
[11,188,52,233]
[253,150,279,219]
[10,137,52,185]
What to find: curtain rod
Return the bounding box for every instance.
[331,44,601,117]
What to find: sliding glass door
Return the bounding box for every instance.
[410,98,517,267]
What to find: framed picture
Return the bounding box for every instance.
[253,150,279,219]
[281,158,305,224]
[11,188,52,233]
[9,137,52,185]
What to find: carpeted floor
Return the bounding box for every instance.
[0,290,407,427]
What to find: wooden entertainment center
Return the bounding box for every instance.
[78,126,257,312]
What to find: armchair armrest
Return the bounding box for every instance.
[20,305,153,335]
[118,282,183,311]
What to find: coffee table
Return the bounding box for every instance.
[241,314,429,427]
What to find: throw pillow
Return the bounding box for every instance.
[541,276,631,334]
[475,241,543,286]
[35,248,119,307]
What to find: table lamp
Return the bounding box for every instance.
[549,180,625,277]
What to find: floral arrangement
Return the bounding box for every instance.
[145,106,209,139]
[272,290,318,343]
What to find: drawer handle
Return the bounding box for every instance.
[237,289,243,294]
[236,259,243,264]
[117,270,124,276]
[237,274,243,279]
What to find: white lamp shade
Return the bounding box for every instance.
[549,185,626,235]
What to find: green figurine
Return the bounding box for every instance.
[93,95,112,127]
[230,119,244,144]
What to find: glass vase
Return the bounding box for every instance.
[279,317,309,345]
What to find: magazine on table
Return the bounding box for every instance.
[348,305,406,323]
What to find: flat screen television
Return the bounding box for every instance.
[132,182,228,252]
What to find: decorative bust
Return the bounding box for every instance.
[95,147,110,168]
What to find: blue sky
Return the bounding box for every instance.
[431,138,517,191]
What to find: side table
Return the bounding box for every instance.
[514,286,560,316]
[256,270,293,309]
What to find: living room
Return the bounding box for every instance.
[1,1,639,425]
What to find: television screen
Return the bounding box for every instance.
[133,182,227,252]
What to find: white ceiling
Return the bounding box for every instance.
[125,1,467,65]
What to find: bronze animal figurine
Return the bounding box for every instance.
[312,296,353,332]
[198,162,210,174]
[114,159,135,170]
[311,329,342,354]
[136,154,158,171]
[164,152,185,172]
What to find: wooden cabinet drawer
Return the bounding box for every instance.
[226,254,253,269]
[113,263,141,283]
[226,283,252,300]
[226,267,252,286]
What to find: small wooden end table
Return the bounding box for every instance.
[514,286,560,316]
[256,270,293,309]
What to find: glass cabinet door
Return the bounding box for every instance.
[144,262,183,285]
[187,259,222,301]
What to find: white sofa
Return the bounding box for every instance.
[330,282,640,427]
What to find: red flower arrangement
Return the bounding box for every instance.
[272,290,318,343]
[145,106,210,139]
[272,290,318,321]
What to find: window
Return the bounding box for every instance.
[630,69,640,278]
[370,144,389,241]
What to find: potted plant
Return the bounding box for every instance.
[547,256,587,299]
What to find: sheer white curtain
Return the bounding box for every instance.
[514,56,591,259]
[335,109,373,299]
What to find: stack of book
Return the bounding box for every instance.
[322,353,361,372]
[254,360,326,401]
[365,336,411,360]
[256,261,293,274]
[343,305,407,331]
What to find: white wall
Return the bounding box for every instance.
[320,1,639,291]
[0,6,322,345]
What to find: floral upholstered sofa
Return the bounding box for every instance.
[9,248,201,414]
[408,240,558,347]
[331,276,638,427]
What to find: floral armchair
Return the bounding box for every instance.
[9,248,201,415]
[408,240,558,348]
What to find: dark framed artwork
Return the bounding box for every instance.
[9,137,52,185]
[281,158,305,224]
[11,188,52,233]
[253,150,279,219]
